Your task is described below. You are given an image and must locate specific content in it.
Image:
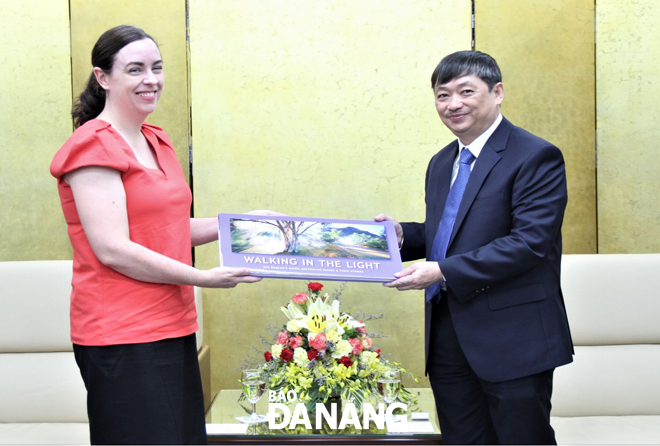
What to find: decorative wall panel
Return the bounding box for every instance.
[189,0,471,392]
[596,0,660,253]
[0,0,72,260]
[476,0,597,254]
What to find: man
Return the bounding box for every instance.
[376,51,573,444]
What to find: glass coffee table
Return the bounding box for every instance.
[206,387,442,444]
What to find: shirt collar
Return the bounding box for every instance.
[457,113,503,159]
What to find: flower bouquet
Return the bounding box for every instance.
[253,281,417,416]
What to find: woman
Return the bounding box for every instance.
[51,25,263,444]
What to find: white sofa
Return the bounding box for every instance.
[3,255,659,444]
[551,254,660,444]
[0,260,210,445]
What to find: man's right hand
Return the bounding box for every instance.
[374,213,403,246]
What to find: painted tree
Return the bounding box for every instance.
[243,219,319,253]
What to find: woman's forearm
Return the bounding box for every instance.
[190,217,219,247]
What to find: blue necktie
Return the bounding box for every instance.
[426,148,476,302]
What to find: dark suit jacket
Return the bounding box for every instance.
[400,117,573,383]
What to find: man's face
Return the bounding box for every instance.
[434,74,504,145]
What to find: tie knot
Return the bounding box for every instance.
[460,148,475,165]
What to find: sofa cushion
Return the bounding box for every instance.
[0,261,73,352]
[551,415,660,445]
[0,423,89,445]
[552,345,660,417]
[0,352,87,423]
[0,260,204,352]
[561,254,660,345]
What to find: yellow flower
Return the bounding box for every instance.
[332,362,356,380]
[326,330,340,343]
[284,363,301,381]
[298,375,313,389]
[359,350,378,368]
[298,297,343,336]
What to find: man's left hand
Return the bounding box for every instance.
[384,262,444,291]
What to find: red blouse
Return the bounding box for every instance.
[50,119,198,346]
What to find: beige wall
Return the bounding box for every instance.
[476,0,597,254]
[596,0,660,253]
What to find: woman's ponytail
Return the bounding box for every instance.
[72,72,106,128]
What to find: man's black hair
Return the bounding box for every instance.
[431,50,502,91]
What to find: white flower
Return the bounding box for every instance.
[280,302,305,321]
[332,339,353,358]
[359,351,378,368]
[338,312,364,331]
[271,344,283,358]
[293,347,310,367]
[287,320,301,333]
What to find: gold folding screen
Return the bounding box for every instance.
[189,0,471,392]
[596,0,660,253]
[0,0,72,260]
[475,0,597,254]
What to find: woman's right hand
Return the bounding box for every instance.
[198,267,262,288]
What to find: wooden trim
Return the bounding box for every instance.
[198,344,213,413]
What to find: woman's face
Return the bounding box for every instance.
[98,38,164,118]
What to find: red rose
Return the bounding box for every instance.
[280,348,293,362]
[264,351,273,362]
[376,349,381,358]
[340,356,353,368]
[308,282,324,292]
[307,349,319,361]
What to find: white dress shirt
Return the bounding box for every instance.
[450,113,503,186]
[441,113,502,287]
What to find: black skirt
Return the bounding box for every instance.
[74,333,207,445]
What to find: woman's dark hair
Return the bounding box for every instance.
[431,50,502,91]
[72,25,156,128]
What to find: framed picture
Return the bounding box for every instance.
[218,213,403,283]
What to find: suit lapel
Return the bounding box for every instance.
[448,118,512,248]
[429,142,458,237]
